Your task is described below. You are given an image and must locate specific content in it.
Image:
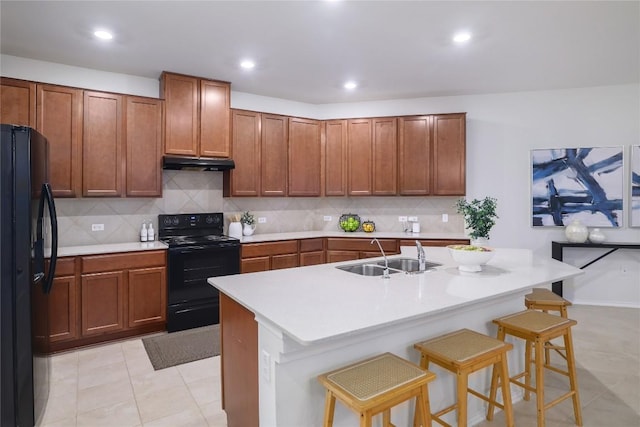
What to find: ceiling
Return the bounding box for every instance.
[1,1,638,104]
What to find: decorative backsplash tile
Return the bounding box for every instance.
[55,170,465,246]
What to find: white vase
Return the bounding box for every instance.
[470,237,489,247]
[565,220,588,243]
[228,221,243,239]
[589,228,606,244]
[243,223,256,236]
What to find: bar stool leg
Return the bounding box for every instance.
[499,354,515,427]
[534,339,545,427]
[360,410,372,427]
[457,371,469,427]
[417,384,432,427]
[382,409,391,427]
[525,335,533,401]
[565,330,583,426]
[323,389,336,427]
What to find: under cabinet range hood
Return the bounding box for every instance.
[162,156,235,171]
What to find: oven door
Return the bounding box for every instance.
[166,243,240,331]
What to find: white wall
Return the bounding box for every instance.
[2,54,638,307]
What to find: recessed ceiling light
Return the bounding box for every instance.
[453,31,472,44]
[344,81,357,90]
[240,60,255,70]
[93,30,113,40]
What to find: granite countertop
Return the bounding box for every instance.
[238,230,468,243]
[208,247,584,345]
[49,241,168,258]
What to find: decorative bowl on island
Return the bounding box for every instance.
[447,244,494,272]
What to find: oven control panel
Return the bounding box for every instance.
[158,213,223,231]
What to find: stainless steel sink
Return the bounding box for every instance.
[335,263,402,276]
[381,258,441,273]
[336,258,441,276]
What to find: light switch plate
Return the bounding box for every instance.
[91,224,104,231]
[258,217,267,224]
[398,216,408,222]
[408,216,418,222]
[323,216,332,222]
[442,214,449,223]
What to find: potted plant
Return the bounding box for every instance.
[455,197,498,245]
[240,211,256,236]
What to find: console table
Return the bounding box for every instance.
[551,241,640,296]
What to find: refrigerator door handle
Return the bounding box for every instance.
[36,183,58,294]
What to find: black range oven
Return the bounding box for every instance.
[159,213,240,332]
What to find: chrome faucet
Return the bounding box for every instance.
[416,241,426,271]
[370,238,390,279]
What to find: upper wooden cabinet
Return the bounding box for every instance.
[36,84,83,198]
[347,119,372,196]
[83,91,124,197]
[324,120,347,196]
[125,96,163,197]
[228,109,261,196]
[0,77,36,126]
[372,117,397,195]
[432,113,466,195]
[288,117,321,196]
[398,113,466,196]
[261,114,288,196]
[161,72,230,158]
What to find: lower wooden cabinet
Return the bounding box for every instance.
[299,238,325,266]
[241,240,298,273]
[47,250,166,352]
[399,239,470,247]
[326,237,400,261]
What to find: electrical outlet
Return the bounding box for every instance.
[323,215,332,222]
[408,216,418,222]
[442,214,449,223]
[258,217,267,224]
[91,224,104,231]
[398,216,407,222]
[261,350,271,382]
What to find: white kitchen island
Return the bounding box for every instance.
[208,247,583,427]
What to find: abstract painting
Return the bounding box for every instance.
[531,147,623,227]
[632,145,640,227]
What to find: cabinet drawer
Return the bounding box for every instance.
[82,250,166,274]
[300,238,323,252]
[326,238,397,252]
[241,240,298,258]
[50,257,76,276]
[271,253,298,270]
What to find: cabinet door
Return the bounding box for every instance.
[347,119,372,196]
[300,251,325,266]
[36,84,83,198]
[81,271,125,336]
[229,110,261,196]
[325,120,347,196]
[0,77,35,126]
[372,117,397,195]
[398,116,431,196]
[162,72,199,156]
[200,79,230,157]
[271,253,298,270]
[261,114,288,196]
[241,256,270,273]
[83,91,123,197]
[326,250,359,263]
[125,96,163,197]
[127,266,166,328]
[48,275,78,342]
[432,113,466,195]
[288,117,321,196]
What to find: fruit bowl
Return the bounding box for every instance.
[447,244,494,272]
[339,214,361,232]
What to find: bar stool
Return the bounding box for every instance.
[525,288,572,368]
[317,352,436,427]
[413,329,514,427]
[489,310,582,427]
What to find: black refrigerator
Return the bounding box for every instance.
[0,125,58,427]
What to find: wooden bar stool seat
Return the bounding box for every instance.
[525,288,572,365]
[489,310,582,427]
[317,352,436,427]
[413,329,514,427]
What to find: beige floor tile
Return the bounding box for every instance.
[77,399,141,427]
[78,342,125,371]
[38,394,77,426]
[130,366,184,396]
[78,360,130,390]
[50,351,79,382]
[49,374,78,400]
[76,376,134,413]
[199,401,227,427]
[38,417,78,427]
[187,375,222,407]
[135,384,200,423]
[125,351,157,378]
[177,356,220,384]
[142,407,207,427]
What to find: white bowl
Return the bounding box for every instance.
[447,245,494,272]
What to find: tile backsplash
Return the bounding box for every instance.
[55,170,465,247]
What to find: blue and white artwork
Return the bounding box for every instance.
[532,147,623,227]
[632,145,640,227]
